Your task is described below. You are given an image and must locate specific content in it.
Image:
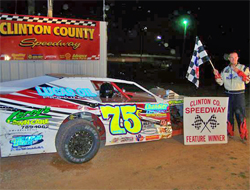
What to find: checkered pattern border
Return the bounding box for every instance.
[87,55,100,60]
[0,14,96,27]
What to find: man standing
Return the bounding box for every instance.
[213,52,249,140]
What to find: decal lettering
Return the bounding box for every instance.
[6,107,51,124]
[145,103,168,114]
[35,86,97,97]
[12,119,49,126]
[168,100,183,105]
[145,135,160,141]
[145,103,168,110]
[99,105,142,135]
[20,38,81,50]
[11,146,44,151]
[22,125,49,129]
[10,135,43,147]
[0,22,95,40]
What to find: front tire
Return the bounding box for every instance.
[55,119,100,164]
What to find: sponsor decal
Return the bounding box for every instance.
[168,100,183,105]
[157,126,172,139]
[6,107,51,124]
[65,53,71,59]
[11,145,44,151]
[35,86,97,97]
[11,119,49,126]
[72,54,87,60]
[111,137,134,143]
[21,125,49,129]
[120,137,134,142]
[145,103,168,110]
[160,120,168,126]
[136,134,144,142]
[145,135,160,141]
[45,55,57,60]
[27,54,44,59]
[10,134,43,147]
[141,121,157,134]
[99,105,142,135]
[145,103,168,114]
[111,138,119,143]
[145,113,166,117]
[11,53,25,60]
[60,54,66,59]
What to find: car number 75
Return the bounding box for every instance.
[99,105,142,135]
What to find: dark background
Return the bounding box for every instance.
[0,0,249,86]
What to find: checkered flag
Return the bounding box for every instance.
[192,115,203,130]
[186,36,210,87]
[208,114,219,129]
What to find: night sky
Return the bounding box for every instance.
[1,0,249,72]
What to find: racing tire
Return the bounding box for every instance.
[55,119,100,164]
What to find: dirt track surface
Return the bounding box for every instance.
[1,132,249,190]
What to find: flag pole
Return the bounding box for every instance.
[209,60,215,70]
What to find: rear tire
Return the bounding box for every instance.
[55,119,100,164]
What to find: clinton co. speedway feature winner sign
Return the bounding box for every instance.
[184,97,228,145]
[0,13,100,60]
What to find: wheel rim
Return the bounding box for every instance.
[68,130,94,158]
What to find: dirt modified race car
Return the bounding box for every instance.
[0,75,184,164]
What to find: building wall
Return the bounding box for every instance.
[0,22,107,82]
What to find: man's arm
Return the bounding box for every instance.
[231,65,250,84]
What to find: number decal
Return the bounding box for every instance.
[99,105,126,135]
[120,105,142,134]
[99,105,142,135]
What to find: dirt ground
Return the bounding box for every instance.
[0,84,249,190]
[0,129,249,190]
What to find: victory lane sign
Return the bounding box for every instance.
[184,97,228,145]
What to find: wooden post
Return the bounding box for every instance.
[28,0,35,15]
[47,0,53,17]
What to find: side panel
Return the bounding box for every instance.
[99,102,172,145]
[0,106,68,157]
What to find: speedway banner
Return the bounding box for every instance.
[0,13,100,60]
[184,97,228,145]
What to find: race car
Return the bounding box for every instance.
[0,75,184,164]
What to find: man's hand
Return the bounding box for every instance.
[213,69,221,79]
[213,69,219,75]
[233,66,250,82]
